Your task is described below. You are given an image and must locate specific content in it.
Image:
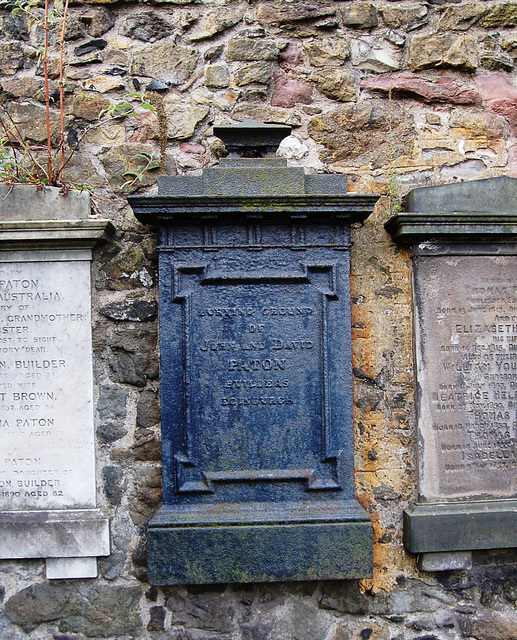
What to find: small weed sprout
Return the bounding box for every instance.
[122,152,162,190]
[384,89,405,218]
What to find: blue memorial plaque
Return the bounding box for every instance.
[129,122,379,585]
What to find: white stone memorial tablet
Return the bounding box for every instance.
[0,259,95,510]
[0,191,111,578]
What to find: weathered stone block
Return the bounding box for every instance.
[109,329,159,387]
[256,2,337,28]
[304,40,348,66]
[63,15,87,41]
[332,619,390,640]
[342,2,378,29]
[163,102,210,139]
[320,580,374,614]
[436,3,488,31]
[101,244,155,291]
[475,73,517,133]
[133,428,162,461]
[408,33,478,72]
[271,72,313,107]
[79,8,115,37]
[102,465,124,506]
[0,77,49,101]
[4,583,142,637]
[361,74,482,105]
[97,384,129,442]
[100,300,158,322]
[137,389,161,428]
[72,91,110,121]
[481,36,514,71]
[381,4,428,29]
[120,12,172,42]
[308,101,413,164]
[187,8,244,41]
[81,74,124,93]
[1,14,29,40]
[226,37,278,61]
[0,42,24,75]
[481,3,517,28]
[74,38,107,57]
[165,590,238,632]
[204,64,231,88]
[131,42,198,85]
[449,111,506,138]
[100,143,162,192]
[233,103,302,126]
[147,606,166,631]
[234,61,273,86]
[312,68,356,102]
[131,466,162,524]
[460,611,517,639]
[242,599,331,640]
[350,36,402,72]
[8,101,61,144]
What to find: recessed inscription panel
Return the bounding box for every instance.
[170,266,344,495]
[0,260,95,510]
[193,284,320,470]
[415,256,517,500]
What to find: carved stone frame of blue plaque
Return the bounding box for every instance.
[129,124,379,585]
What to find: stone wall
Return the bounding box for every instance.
[1,1,517,638]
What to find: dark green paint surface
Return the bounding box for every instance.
[149,520,373,585]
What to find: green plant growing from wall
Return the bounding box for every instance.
[0,0,157,191]
[386,169,403,217]
[384,89,405,219]
[122,152,162,190]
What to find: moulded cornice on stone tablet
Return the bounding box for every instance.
[385,176,517,244]
[0,219,114,252]
[385,211,517,244]
[0,191,113,579]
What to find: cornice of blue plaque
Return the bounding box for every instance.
[129,121,380,585]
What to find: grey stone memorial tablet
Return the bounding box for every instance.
[386,177,517,562]
[415,255,517,501]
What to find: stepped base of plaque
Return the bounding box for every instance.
[148,501,372,585]
[46,557,99,580]
[418,551,473,572]
[404,500,517,554]
[0,509,110,578]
